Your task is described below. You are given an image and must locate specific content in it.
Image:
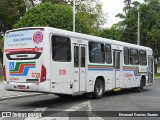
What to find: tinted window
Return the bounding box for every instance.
[130,48,139,65]
[105,44,112,64]
[74,46,79,67]
[139,50,147,65]
[89,42,105,63]
[81,47,85,67]
[116,52,120,69]
[52,36,71,62]
[124,47,129,65]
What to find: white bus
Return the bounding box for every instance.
[3,27,154,98]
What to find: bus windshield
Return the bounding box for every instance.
[4,28,44,60]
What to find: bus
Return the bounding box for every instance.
[3,27,154,98]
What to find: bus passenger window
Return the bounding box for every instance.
[139,50,147,65]
[81,47,85,67]
[89,42,105,63]
[124,47,129,65]
[52,36,71,62]
[74,46,79,67]
[105,44,112,64]
[130,48,139,65]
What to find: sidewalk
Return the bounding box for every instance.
[0,81,43,101]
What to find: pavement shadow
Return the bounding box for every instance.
[17,94,90,108]
[103,88,151,98]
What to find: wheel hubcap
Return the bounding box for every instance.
[96,84,102,95]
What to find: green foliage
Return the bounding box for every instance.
[75,0,107,30]
[0,0,26,32]
[100,23,123,40]
[42,0,107,30]
[14,3,91,34]
[0,37,4,51]
[42,0,66,4]
[14,3,72,29]
[115,0,160,57]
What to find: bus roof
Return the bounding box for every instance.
[6,27,152,52]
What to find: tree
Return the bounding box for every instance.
[0,0,26,66]
[40,0,107,32]
[100,23,123,40]
[123,0,132,13]
[74,0,107,30]
[0,0,26,33]
[14,3,91,34]
[116,0,160,72]
[41,0,67,4]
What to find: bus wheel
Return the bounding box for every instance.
[134,78,145,92]
[92,79,104,99]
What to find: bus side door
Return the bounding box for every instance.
[73,44,86,92]
[113,50,121,88]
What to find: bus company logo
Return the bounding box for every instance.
[9,62,36,76]
[124,73,133,77]
[33,31,43,44]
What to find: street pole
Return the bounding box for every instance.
[73,0,75,32]
[137,12,140,45]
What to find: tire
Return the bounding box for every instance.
[92,79,104,99]
[134,77,145,92]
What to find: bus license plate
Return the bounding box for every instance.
[18,85,26,90]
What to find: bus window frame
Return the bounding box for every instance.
[124,47,130,65]
[89,41,105,64]
[51,35,71,62]
[139,50,147,65]
[130,48,139,65]
[105,44,112,64]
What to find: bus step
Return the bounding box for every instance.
[113,88,121,92]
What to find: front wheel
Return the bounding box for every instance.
[92,79,104,99]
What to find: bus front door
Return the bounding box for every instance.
[73,44,86,92]
[148,55,154,84]
[113,50,121,89]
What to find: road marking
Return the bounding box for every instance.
[89,117,104,120]
[0,100,104,120]
[0,93,44,101]
[35,101,89,120]
[88,100,92,111]
[64,101,89,111]
[87,100,104,120]
[38,117,69,120]
[37,100,104,120]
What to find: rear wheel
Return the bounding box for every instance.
[92,79,104,99]
[134,77,145,92]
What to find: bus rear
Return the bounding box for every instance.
[3,28,50,92]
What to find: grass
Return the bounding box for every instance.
[155,66,160,78]
[0,76,3,82]
[154,73,160,78]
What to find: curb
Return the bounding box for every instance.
[154,77,160,80]
[0,93,45,101]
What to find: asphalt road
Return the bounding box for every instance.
[0,80,160,120]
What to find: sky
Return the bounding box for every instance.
[100,0,144,28]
